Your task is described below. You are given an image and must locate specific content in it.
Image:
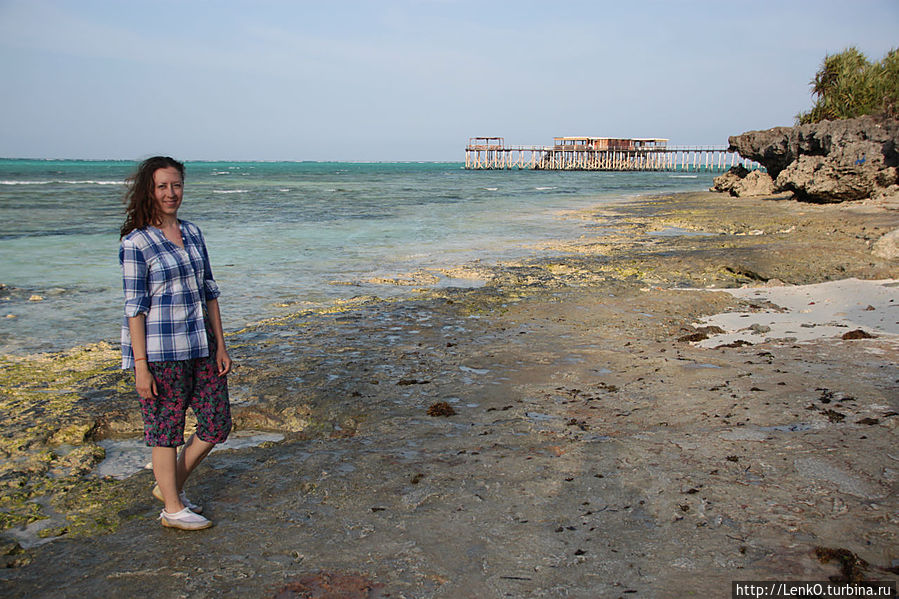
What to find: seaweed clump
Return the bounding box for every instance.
[815,547,868,582]
[427,402,456,417]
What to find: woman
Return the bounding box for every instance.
[120,156,232,531]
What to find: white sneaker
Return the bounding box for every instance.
[159,507,213,530]
[152,484,203,514]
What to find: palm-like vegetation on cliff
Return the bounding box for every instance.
[797,47,898,124]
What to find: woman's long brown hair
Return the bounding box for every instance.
[120,156,185,238]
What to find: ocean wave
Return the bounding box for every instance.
[211,189,249,194]
[669,175,698,179]
[0,180,123,186]
[534,186,556,191]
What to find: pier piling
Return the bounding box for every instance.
[465,136,760,172]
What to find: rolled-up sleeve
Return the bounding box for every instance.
[198,230,221,301]
[120,238,150,317]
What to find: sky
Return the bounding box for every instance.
[0,0,897,161]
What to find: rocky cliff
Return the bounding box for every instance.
[714,115,899,203]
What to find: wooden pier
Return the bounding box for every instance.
[465,137,759,172]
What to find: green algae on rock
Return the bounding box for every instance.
[0,343,132,533]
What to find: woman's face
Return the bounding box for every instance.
[152,166,183,219]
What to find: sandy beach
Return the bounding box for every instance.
[2,191,898,598]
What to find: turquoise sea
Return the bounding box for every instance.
[0,159,716,355]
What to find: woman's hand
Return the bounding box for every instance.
[205,298,232,377]
[135,363,157,399]
[216,346,232,377]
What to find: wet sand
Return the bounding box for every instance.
[2,191,898,598]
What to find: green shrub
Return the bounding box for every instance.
[797,47,899,124]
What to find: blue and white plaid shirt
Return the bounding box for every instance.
[120,220,221,369]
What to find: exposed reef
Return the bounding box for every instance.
[2,192,897,597]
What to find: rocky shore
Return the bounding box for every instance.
[2,191,898,598]
[714,115,899,205]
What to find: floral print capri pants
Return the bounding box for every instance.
[139,325,231,447]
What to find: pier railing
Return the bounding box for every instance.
[464,143,761,172]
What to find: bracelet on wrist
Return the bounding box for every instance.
[134,357,147,363]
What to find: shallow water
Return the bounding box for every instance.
[95,431,286,480]
[0,160,714,354]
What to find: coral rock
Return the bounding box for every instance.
[728,115,899,203]
[872,228,899,260]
